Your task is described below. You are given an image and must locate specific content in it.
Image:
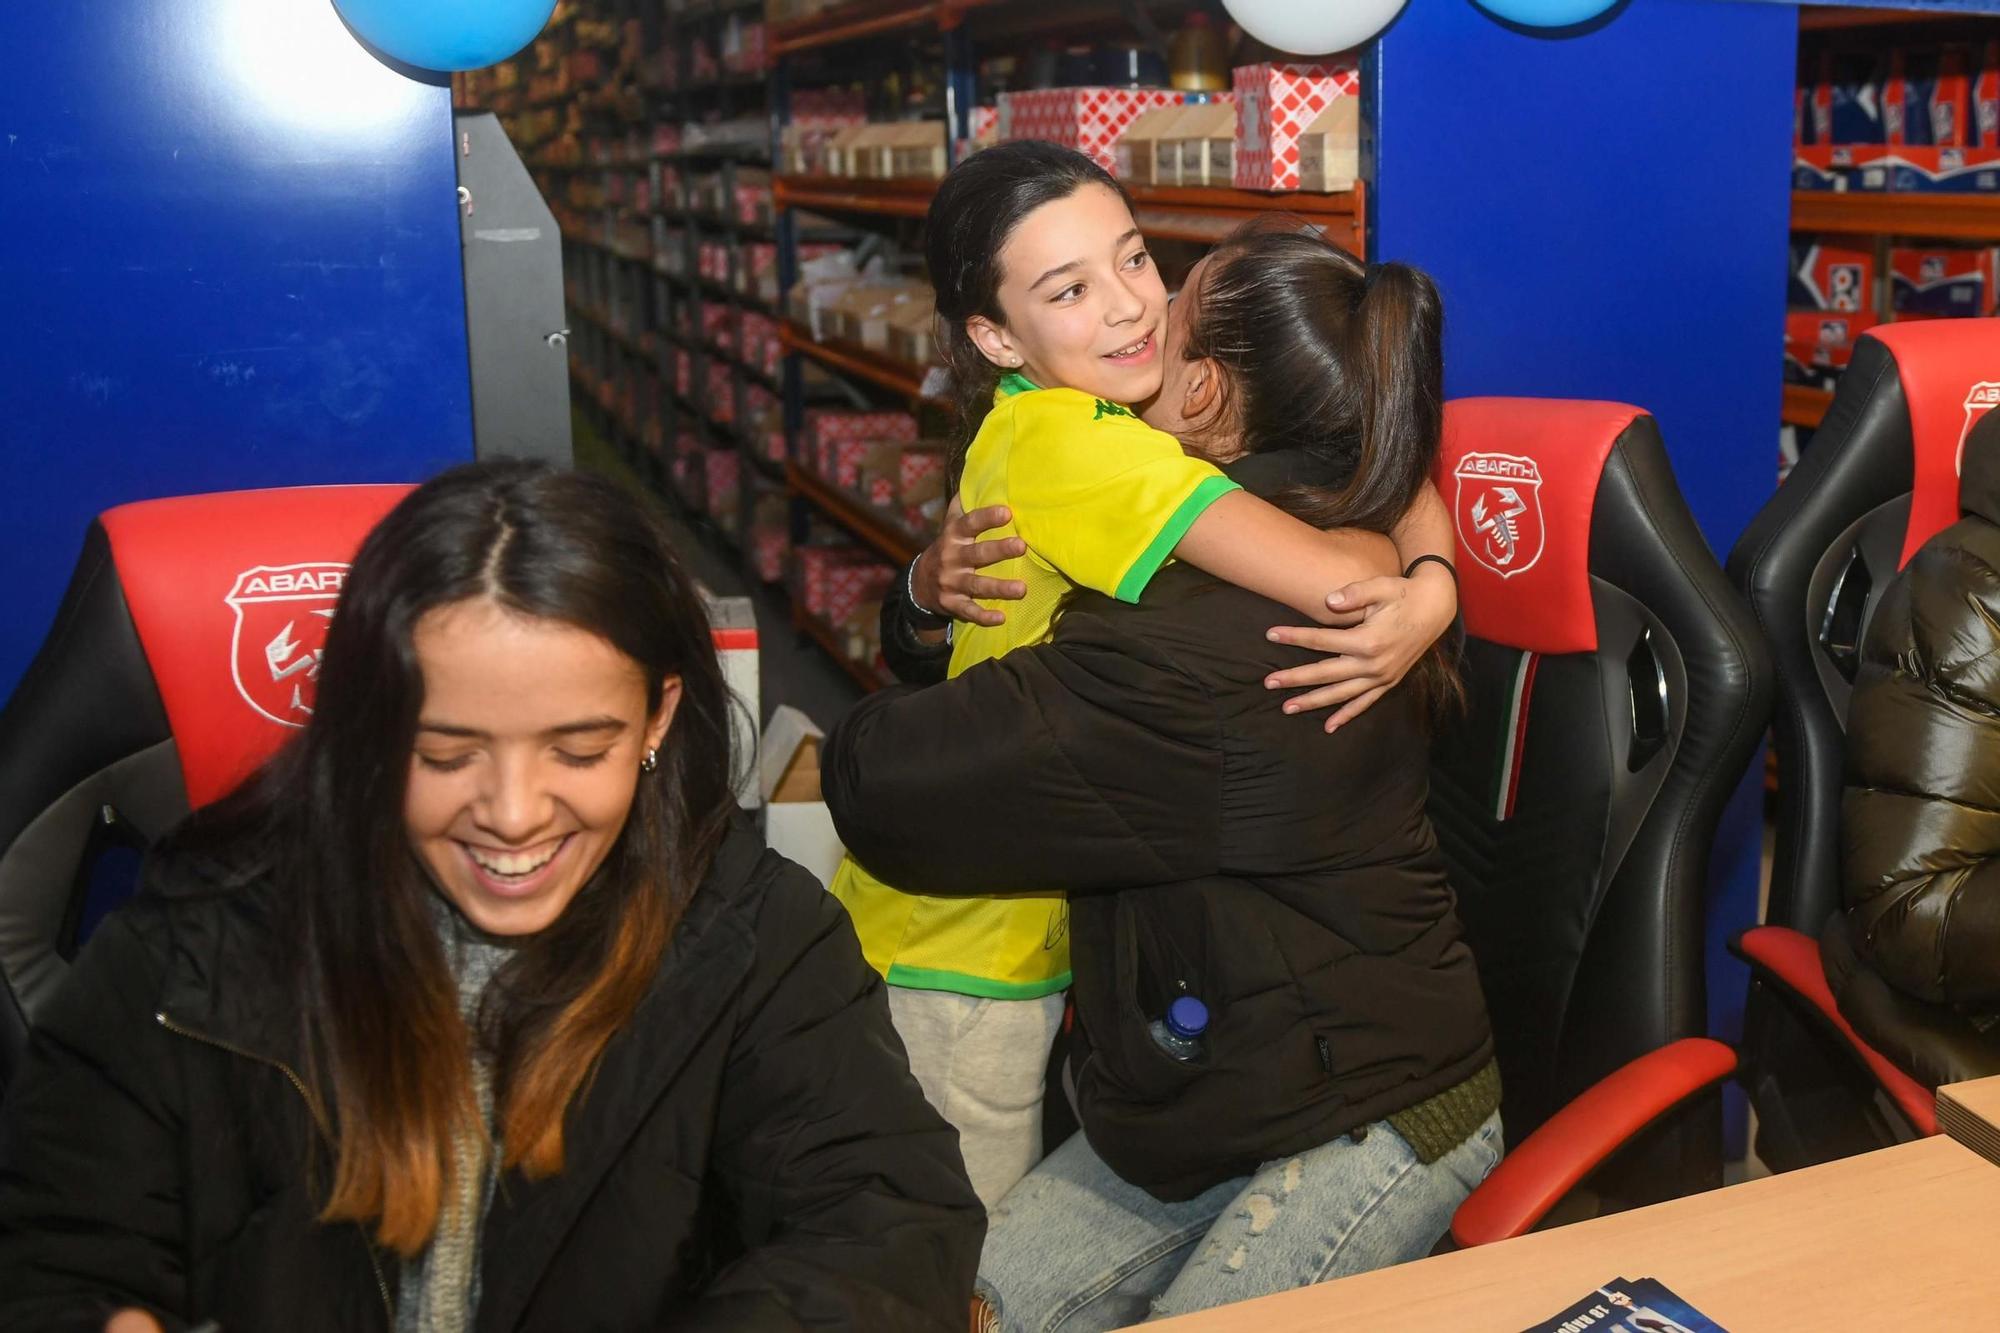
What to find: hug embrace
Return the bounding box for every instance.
[823,140,1499,1329]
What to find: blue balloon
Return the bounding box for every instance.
[333,0,558,73]
[1474,0,1620,28]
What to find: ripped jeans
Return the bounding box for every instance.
[976,1111,1503,1331]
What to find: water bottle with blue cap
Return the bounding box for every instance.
[1148,995,1208,1062]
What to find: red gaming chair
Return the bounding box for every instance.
[1427,400,1772,1244]
[1726,319,2000,1170]
[0,486,414,1094]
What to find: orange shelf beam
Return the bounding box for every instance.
[1792,190,2000,242]
[785,459,925,565]
[1783,383,1833,429]
[778,319,936,400]
[769,0,997,57]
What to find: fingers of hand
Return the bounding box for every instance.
[1266,626,1384,662]
[1326,575,1405,612]
[1278,679,1370,715]
[1264,656,1369,692]
[965,536,1029,569]
[965,575,1029,602]
[958,504,1012,536]
[1326,685,1390,733]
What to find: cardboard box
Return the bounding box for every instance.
[823,124,871,177]
[1116,105,1183,183]
[1979,40,2000,148]
[759,705,845,889]
[1174,101,1237,188]
[1890,246,2000,318]
[1785,309,1883,389]
[999,87,1187,174]
[1887,145,2000,192]
[1232,62,1361,193]
[886,296,938,366]
[1143,105,1198,186]
[850,124,904,180]
[888,121,948,180]
[1793,143,1894,192]
[794,543,873,618]
[833,284,921,351]
[1296,99,1360,194]
[1789,243,1876,313]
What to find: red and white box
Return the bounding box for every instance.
[999,87,1187,174]
[794,544,873,619]
[804,409,918,475]
[900,445,945,496]
[1889,246,2000,318]
[706,361,735,424]
[1232,62,1360,192]
[705,450,740,520]
[674,349,693,398]
[823,562,897,628]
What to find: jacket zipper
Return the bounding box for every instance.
[155,1011,395,1325]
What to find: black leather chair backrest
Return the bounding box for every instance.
[1727,318,2000,936]
[1429,400,1771,1191]
[0,485,412,1094]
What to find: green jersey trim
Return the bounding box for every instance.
[1113,474,1242,604]
[884,963,1073,1000]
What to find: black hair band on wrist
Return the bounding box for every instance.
[905,556,952,631]
[1404,553,1458,586]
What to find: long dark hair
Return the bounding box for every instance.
[924,140,1130,475]
[182,461,736,1255]
[1181,223,1461,716]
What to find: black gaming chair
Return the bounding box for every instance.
[1427,399,1772,1245]
[1726,318,2000,1169]
[0,485,414,1096]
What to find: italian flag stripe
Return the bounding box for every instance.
[1493,651,1540,822]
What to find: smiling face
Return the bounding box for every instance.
[404,598,678,937]
[967,182,1169,406]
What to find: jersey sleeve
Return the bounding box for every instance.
[1004,390,1240,603]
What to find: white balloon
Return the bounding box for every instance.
[1221,0,1409,56]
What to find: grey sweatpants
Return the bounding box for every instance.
[886,986,1068,1209]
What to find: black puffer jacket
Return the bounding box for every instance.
[829,456,1494,1202]
[1835,438,2000,1080]
[0,822,983,1332]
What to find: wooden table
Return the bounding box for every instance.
[1938,1074,2000,1167]
[1148,1136,2000,1330]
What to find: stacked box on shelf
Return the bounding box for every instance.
[706,359,736,424]
[700,301,735,352]
[1890,246,2000,319]
[705,448,741,532]
[744,385,785,466]
[1786,241,1878,390]
[734,168,774,226]
[1000,87,1187,174]
[803,409,919,484]
[783,89,868,176]
[1234,62,1361,192]
[794,545,897,628]
[749,490,789,584]
[739,243,779,304]
[742,312,781,379]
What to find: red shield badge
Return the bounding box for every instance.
[225,563,348,727]
[1955,381,2000,474]
[1454,452,1547,580]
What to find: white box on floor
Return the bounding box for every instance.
[760,705,846,889]
[703,591,761,808]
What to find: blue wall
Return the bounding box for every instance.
[0,0,474,699]
[1372,0,1798,1154]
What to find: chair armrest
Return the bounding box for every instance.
[1731,924,1938,1136]
[1449,1037,1736,1248]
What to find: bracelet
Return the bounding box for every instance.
[1404,553,1458,586]
[905,555,951,630]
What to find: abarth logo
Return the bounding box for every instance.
[225,563,346,727]
[1454,452,1546,579]
[1957,382,2000,475]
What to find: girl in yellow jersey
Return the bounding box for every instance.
[829,142,1459,1207]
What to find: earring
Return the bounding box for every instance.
[641,748,659,774]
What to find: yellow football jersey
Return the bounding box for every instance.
[828,373,1239,997]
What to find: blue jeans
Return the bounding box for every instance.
[977,1111,1503,1331]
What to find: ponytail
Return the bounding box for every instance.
[1180,228,1460,720]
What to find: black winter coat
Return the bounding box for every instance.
[831,458,1493,1201]
[1833,440,2000,1083]
[0,823,983,1332]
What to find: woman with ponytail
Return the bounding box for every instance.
[0,462,981,1333]
[827,221,1498,1328]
